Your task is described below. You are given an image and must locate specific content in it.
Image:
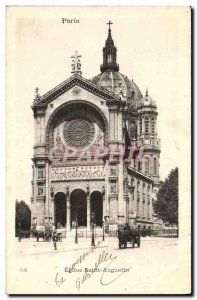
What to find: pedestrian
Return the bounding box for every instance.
[52,230,58,250]
[18,230,22,242]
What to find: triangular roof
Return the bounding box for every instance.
[33,74,120,106]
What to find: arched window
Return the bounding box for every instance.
[153,157,157,175]
[147,185,150,205]
[108,53,112,63]
[144,117,149,134]
[142,183,146,203]
[138,161,142,172]
[145,157,149,175]
[137,180,140,192]
[151,118,155,135]
[139,119,142,135]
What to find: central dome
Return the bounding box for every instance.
[92,71,142,109]
[91,23,142,109]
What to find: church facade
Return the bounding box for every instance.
[31,22,161,231]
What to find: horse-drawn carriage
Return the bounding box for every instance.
[117,224,141,249]
[33,225,63,242]
[33,225,53,242]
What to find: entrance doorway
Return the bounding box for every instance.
[54,192,66,228]
[70,189,87,227]
[90,191,103,227]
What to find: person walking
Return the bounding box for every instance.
[52,230,58,250]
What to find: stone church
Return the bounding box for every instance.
[31,22,161,232]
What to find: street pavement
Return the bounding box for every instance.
[7,236,190,294]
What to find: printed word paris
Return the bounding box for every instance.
[62,18,80,24]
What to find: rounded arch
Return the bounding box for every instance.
[137,180,140,191]
[90,189,103,197]
[45,99,109,150]
[153,156,158,176]
[144,155,150,175]
[90,190,103,227]
[54,192,67,228]
[54,190,66,196]
[70,188,87,227]
[130,177,135,186]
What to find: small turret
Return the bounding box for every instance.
[100,21,119,72]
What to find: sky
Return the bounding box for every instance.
[7,6,191,205]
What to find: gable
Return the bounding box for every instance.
[33,74,119,106]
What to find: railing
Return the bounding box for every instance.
[151,229,178,237]
[15,228,179,239]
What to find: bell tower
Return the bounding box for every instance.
[100,21,119,72]
[136,90,161,187]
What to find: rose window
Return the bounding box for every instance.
[63,118,95,147]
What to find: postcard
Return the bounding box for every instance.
[6,6,191,294]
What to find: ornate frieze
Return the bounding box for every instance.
[51,165,105,181]
[51,159,104,167]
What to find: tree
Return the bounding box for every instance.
[15,200,31,235]
[153,168,178,226]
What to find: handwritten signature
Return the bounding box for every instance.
[54,273,66,287]
[53,239,130,290]
[76,250,131,291]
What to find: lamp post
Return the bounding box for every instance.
[91,213,95,247]
[75,210,78,244]
[102,220,105,241]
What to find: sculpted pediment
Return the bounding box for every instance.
[33,74,119,106]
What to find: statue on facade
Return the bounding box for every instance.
[111,182,116,193]
[66,184,69,196]
[71,51,82,76]
[111,164,116,176]
[38,168,44,179]
[50,185,54,197]
[38,186,43,195]
[86,183,90,195]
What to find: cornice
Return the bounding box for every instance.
[32,74,120,106]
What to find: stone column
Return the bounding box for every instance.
[51,198,54,224]
[142,116,145,136]
[105,162,109,218]
[155,116,157,136]
[40,117,45,144]
[102,185,105,222]
[118,160,124,223]
[114,112,118,141]
[50,184,55,225]
[66,185,70,231]
[87,196,90,231]
[118,110,123,142]
[66,197,71,231]
[34,117,38,145]
[87,184,90,231]
[109,111,114,140]
[45,162,49,218]
[137,119,140,137]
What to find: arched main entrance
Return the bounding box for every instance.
[54,192,67,228]
[90,191,103,227]
[70,189,87,227]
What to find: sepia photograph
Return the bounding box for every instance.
[6,6,191,295]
